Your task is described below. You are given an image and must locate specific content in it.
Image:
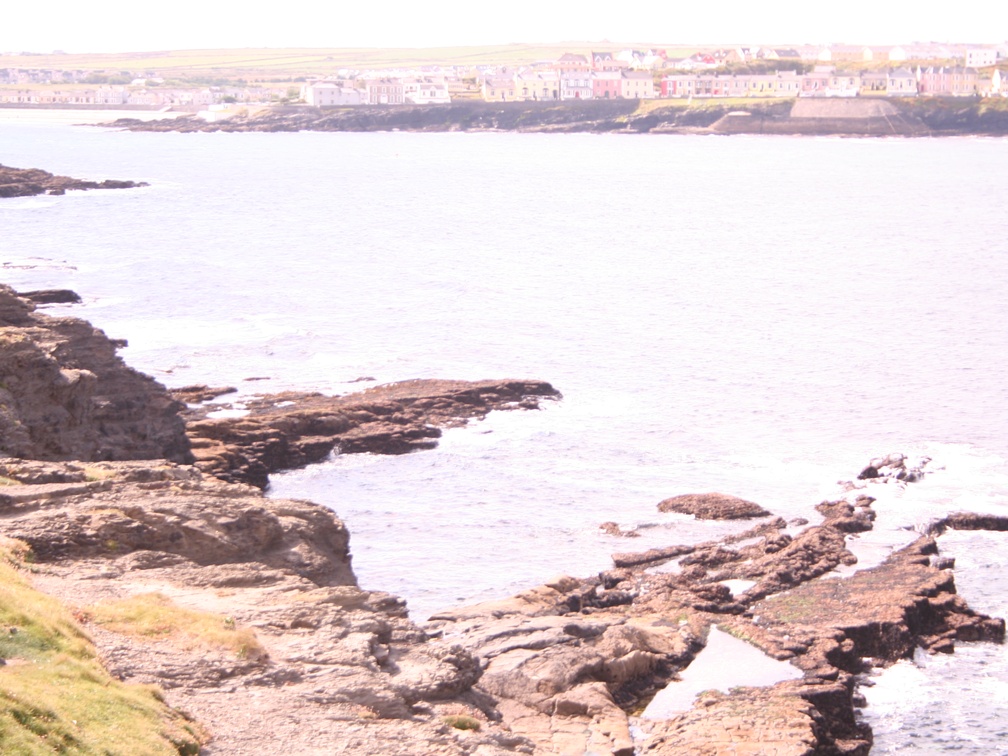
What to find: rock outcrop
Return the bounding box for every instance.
[178,378,561,488]
[856,452,930,482]
[421,460,1005,756]
[1,459,530,754]
[657,492,771,520]
[0,164,147,198]
[0,286,191,463]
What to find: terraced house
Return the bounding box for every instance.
[659,66,997,98]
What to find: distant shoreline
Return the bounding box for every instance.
[103,97,1008,137]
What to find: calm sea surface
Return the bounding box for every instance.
[3,112,1007,751]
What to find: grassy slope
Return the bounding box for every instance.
[0,538,203,755]
[0,43,700,84]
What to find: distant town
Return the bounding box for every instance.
[1,42,1005,118]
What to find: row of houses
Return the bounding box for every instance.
[551,45,1002,72]
[482,69,656,101]
[0,84,290,106]
[476,65,1003,102]
[662,66,1003,98]
[302,77,452,106]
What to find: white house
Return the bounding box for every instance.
[403,78,451,104]
[304,82,363,107]
[965,48,997,68]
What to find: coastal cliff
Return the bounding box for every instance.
[0,286,1005,755]
[112,97,1008,137]
[0,286,190,463]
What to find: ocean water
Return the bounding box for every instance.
[3,113,1008,749]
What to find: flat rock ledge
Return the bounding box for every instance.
[422,458,1004,756]
[0,164,147,198]
[176,378,561,489]
[657,492,771,520]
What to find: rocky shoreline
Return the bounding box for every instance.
[0,164,148,198]
[109,98,1008,137]
[1,284,1005,755]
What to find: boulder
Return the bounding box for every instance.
[658,493,771,520]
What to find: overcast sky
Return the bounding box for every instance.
[2,0,1006,54]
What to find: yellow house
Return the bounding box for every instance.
[482,75,517,102]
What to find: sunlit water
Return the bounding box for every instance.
[3,115,1008,747]
[641,626,804,719]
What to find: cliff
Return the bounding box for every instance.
[0,285,191,463]
[0,288,1004,755]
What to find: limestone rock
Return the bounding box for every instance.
[657,493,771,520]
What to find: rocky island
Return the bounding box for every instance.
[0,164,148,198]
[1,283,1005,755]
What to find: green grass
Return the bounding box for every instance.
[0,538,204,754]
[0,43,702,85]
[88,592,266,661]
[443,714,481,731]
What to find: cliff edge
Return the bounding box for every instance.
[0,285,191,463]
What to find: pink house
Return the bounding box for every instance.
[918,66,979,96]
[592,71,622,99]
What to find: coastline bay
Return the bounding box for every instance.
[4,118,1008,750]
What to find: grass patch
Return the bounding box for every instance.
[759,591,818,623]
[0,43,702,83]
[81,465,117,483]
[88,592,266,660]
[443,714,481,731]
[0,538,204,754]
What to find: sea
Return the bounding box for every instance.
[2,109,1007,752]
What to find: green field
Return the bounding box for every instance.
[0,44,701,84]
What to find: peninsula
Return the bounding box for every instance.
[0,283,1005,755]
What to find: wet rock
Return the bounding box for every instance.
[600,521,641,537]
[17,289,82,305]
[170,384,238,404]
[816,499,875,533]
[857,452,931,483]
[184,379,561,488]
[612,544,694,568]
[0,164,146,198]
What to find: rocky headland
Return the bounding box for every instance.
[0,164,148,198]
[1,284,1005,755]
[110,97,1008,137]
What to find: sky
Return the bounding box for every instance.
[2,0,1006,54]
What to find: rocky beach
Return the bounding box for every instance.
[0,283,1005,755]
